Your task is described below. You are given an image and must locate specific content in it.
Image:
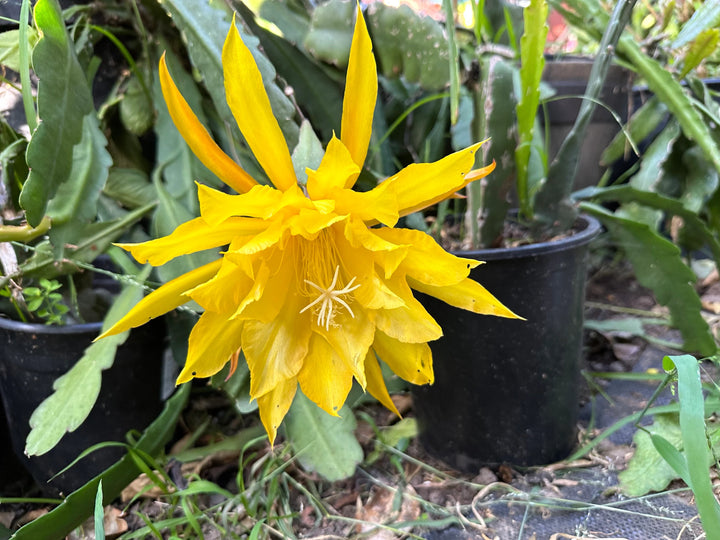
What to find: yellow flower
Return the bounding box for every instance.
[99,7,519,444]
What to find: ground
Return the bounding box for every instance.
[1,258,717,539]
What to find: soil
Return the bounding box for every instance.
[0,258,716,539]
[434,213,583,252]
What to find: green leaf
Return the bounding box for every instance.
[366,3,452,91]
[600,96,668,166]
[618,36,720,176]
[679,28,720,79]
[291,120,325,185]
[119,75,154,136]
[664,355,720,539]
[618,413,684,496]
[285,391,363,481]
[379,417,418,448]
[673,2,720,48]
[26,297,43,311]
[680,145,719,213]
[257,0,311,45]
[581,204,716,356]
[650,433,691,486]
[157,0,298,152]
[24,266,152,456]
[303,0,354,68]
[614,122,680,229]
[581,184,720,267]
[21,0,94,226]
[102,168,156,209]
[94,480,105,540]
[627,121,680,193]
[0,28,39,72]
[47,114,113,256]
[0,130,28,201]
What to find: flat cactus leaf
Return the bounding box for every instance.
[303,0,355,68]
[366,3,450,91]
[475,56,518,247]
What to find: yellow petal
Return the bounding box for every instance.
[373,227,480,286]
[364,350,400,416]
[257,377,297,446]
[198,183,283,225]
[297,333,354,416]
[340,6,377,182]
[315,295,375,389]
[117,216,266,266]
[223,15,296,191]
[343,218,408,279]
[96,259,222,340]
[226,219,285,256]
[409,276,523,319]
[187,258,253,314]
[244,288,312,399]
[176,310,245,383]
[372,331,434,385]
[288,209,346,240]
[232,247,296,324]
[388,144,492,216]
[159,53,257,194]
[334,231,404,310]
[306,136,360,197]
[374,275,442,343]
[330,179,399,227]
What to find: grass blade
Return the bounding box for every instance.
[93,480,105,540]
[662,355,720,539]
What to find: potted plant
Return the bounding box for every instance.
[0,0,166,493]
[410,0,720,471]
[403,0,642,470]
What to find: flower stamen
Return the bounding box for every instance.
[300,266,361,330]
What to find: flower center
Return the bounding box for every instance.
[299,265,360,331]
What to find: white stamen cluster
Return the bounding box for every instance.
[300,266,360,330]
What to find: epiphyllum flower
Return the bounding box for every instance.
[99,7,518,444]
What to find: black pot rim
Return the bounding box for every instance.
[454,214,602,260]
[0,317,102,335]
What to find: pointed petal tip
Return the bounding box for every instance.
[464,160,496,183]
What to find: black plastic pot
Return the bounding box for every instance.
[0,317,166,494]
[412,215,601,471]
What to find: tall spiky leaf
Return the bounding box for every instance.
[514,0,547,219]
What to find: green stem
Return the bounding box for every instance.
[368,92,449,156]
[535,0,637,228]
[89,25,151,103]
[0,215,51,242]
[442,0,460,125]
